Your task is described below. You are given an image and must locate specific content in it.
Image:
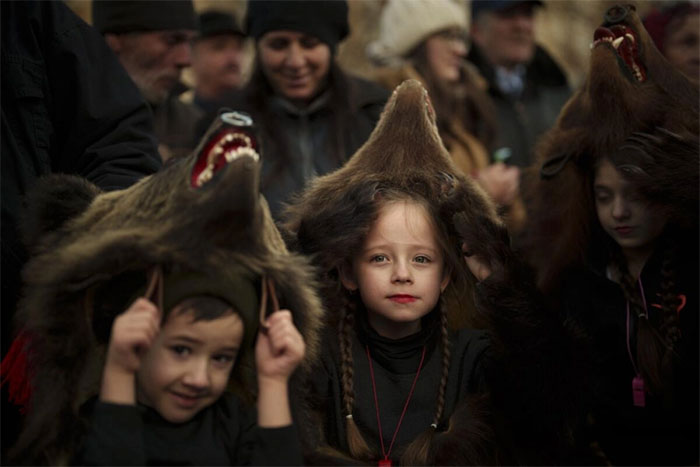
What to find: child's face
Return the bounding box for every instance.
[342,200,449,339]
[594,158,667,253]
[136,308,244,423]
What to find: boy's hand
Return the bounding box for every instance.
[255,310,305,383]
[105,298,160,375]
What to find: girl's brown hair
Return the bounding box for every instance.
[337,189,467,464]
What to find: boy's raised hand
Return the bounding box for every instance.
[101,298,160,405]
[255,310,305,383]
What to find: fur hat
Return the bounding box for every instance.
[245,0,349,49]
[522,3,699,293]
[92,0,197,34]
[284,79,501,331]
[367,0,467,65]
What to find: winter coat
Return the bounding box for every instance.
[221,72,389,220]
[152,87,203,162]
[0,0,161,355]
[561,243,699,466]
[467,44,571,168]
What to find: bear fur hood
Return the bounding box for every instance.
[283,80,586,465]
[522,3,699,294]
[10,113,324,465]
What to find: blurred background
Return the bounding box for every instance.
[65,0,665,91]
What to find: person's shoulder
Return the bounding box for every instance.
[528,44,569,88]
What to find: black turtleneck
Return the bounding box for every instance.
[308,307,489,463]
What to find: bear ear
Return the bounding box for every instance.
[20,174,101,250]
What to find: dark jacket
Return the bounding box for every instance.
[0,0,161,351]
[561,245,699,466]
[79,394,302,466]
[467,44,571,167]
[220,73,389,220]
[152,84,203,162]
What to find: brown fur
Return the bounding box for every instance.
[10,116,325,465]
[284,80,584,464]
[522,3,699,294]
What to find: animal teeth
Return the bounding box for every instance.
[612,36,624,49]
[625,33,635,43]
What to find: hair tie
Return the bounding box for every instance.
[346,414,353,420]
[430,423,437,429]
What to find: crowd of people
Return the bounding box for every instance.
[1,0,698,465]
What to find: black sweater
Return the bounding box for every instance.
[310,309,489,463]
[79,393,302,466]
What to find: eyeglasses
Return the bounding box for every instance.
[434,28,468,44]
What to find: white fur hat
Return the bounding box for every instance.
[367,0,468,65]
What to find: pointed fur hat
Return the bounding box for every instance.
[284,79,503,328]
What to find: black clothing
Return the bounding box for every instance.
[151,93,203,162]
[0,0,161,351]
[221,74,388,219]
[245,0,349,48]
[79,394,302,466]
[311,309,489,461]
[467,44,571,167]
[92,0,197,35]
[562,246,699,465]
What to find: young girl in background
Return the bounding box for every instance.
[284,80,582,465]
[550,129,699,465]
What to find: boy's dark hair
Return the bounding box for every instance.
[170,295,236,323]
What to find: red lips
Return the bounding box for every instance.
[389,294,417,304]
[614,226,633,236]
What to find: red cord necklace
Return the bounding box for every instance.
[366,344,427,466]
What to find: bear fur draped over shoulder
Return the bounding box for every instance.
[522,3,699,294]
[10,113,324,465]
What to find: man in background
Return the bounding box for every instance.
[93,0,202,162]
[189,10,249,114]
[468,0,571,168]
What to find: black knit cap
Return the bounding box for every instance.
[245,0,349,48]
[198,10,245,39]
[160,267,260,349]
[92,0,197,34]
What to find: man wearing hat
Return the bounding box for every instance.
[468,0,571,168]
[92,0,203,162]
[189,10,249,114]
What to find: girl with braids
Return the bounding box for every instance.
[541,128,699,465]
[284,80,584,465]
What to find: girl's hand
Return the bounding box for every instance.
[255,310,305,383]
[105,298,160,375]
[462,243,492,281]
[453,210,512,282]
[475,163,520,206]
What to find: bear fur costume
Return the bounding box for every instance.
[7,113,325,465]
[521,3,699,295]
[283,80,589,465]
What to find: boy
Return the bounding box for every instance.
[80,270,305,465]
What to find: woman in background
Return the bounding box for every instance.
[368,0,524,231]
